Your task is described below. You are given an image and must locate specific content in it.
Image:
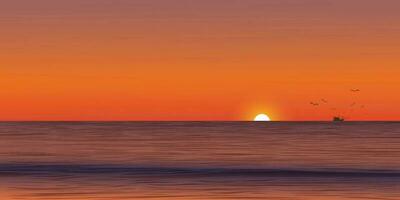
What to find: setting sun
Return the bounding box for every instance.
[254,114,271,121]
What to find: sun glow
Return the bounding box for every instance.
[254,114,271,121]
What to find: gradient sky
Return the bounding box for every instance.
[1,0,400,121]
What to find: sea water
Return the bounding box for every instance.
[0,122,399,199]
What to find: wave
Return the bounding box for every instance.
[1,164,400,177]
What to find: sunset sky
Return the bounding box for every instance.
[1,0,400,121]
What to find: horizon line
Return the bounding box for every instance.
[0,120,399,123]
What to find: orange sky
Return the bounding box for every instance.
[1,0,400,121]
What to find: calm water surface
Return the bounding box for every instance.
[0,122,400,199]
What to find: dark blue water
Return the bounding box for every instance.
[0,122,400,199]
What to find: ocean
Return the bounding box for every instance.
[0,122,399,199]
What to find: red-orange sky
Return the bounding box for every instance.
[1,0,400,121]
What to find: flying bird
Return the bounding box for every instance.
[350,89,360,92]
[321,99,328,103]
[310,102,319,106]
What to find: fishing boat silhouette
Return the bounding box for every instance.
[333,116,345,122]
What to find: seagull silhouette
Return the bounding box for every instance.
[310,102,319,106]
[350,89,360,92]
